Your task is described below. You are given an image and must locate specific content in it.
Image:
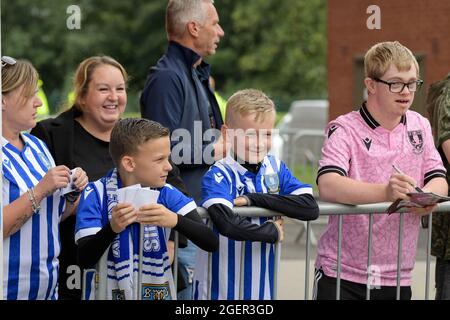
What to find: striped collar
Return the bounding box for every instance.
[222,152,265,176]
[359,101,406,130]
[222,154,249,176]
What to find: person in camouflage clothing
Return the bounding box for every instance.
[427,73,450,300]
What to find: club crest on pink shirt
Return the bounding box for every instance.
[407,130,424,154]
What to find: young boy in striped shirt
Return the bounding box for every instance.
[75,118,218,300]
[193,89,319,300]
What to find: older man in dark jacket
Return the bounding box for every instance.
[140,0,225,300]
[140,0,225,203]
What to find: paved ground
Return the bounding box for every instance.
[278,218,436,300]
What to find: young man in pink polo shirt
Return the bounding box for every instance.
[314,41,448,300]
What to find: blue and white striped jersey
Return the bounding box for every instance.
[2,133,65,300]
[193,154,312,300]
[75,170,197,300]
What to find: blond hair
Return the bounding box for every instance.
[225,89,276,124]
[72,56,128,113]
[1,59,39,100]
[166,0,214,39]
[365,41,419,79]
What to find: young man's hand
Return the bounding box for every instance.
[386,173,417,202]
[408,204,437,216]
[111,203,138,233]
[137,203,178,228]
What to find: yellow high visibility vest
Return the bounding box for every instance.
[37,79,50,116]
[215,91,227,120]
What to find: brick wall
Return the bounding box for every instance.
[327,0,450,120]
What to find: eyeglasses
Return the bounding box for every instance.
[1,56,17,68]
[373,77,423,93]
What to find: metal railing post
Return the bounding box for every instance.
[304,221,311,300]
[239,241,245,300]
[98,249,108,300]
[137,224,144,300]
[336,215,343,300]
[396,213,404,300]
[207,219,213,300]
[81,270,87,300]
[425,213,432,300]
[366,214,374,300]
[173,231,179,295]
[273,241,281,300]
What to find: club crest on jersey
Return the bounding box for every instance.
[407,130,424,154]
[37,152,52,170]
[264,172,280,194]
[112,239,121,258]
[142,282,171,300]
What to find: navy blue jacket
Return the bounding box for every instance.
[140,41,223,202]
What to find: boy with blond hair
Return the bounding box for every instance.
[75,118,218,300]
[193,89,319,300]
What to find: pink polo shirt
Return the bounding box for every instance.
[316,103,446,286]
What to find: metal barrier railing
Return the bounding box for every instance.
[307,201,449,300]
[83,201,450,300]
[276,129,326,245]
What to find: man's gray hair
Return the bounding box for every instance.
[166,0,214,39]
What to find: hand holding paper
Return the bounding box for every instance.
[137,203,178,228]
[60,168,77,195]
[387,192,450,214]
[110,203,138,233]
[60,167,89,196]
[116,185,163,227]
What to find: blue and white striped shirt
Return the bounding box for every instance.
[2,133,65,300]
[75,170,197,300]
[194,154,313,300]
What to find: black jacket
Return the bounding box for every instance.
[31,108,79,169]
[140,41,223,202]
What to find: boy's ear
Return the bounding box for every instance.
[2,96,7,111]
[364,77,376,95]
[121,155,135,172]
[220,124,228,138]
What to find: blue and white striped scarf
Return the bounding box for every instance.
[86,169,176,300]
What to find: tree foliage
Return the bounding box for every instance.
[1,0,326,112]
